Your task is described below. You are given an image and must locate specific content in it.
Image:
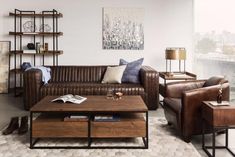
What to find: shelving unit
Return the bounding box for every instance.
[9,9,63,96]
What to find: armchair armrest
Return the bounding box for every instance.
[23,69,43,110]
[165,80,206,98]
[140,66,159,110]
[181,82,230,138]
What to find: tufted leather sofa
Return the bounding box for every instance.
[163,76,230,142]
[23,65,159,110]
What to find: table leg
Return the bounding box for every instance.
[202,119,205,149]
[146,111,149,149]
[212,128,215,157]
[30,112,33,149]
[88,116,91,147]
[226,128,228,147]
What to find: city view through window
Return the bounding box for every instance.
[194,0,235,93]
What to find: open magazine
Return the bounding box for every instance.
[51,94,87,104]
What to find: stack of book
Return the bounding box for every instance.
[94,115,120,122]
[64,115,88,121]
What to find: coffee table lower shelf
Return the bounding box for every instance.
[30,112,148,149]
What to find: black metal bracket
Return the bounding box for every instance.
[202,119,235,157]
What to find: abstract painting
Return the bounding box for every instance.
[103,8,144,50]
[0,41,10,93]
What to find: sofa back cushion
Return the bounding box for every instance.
[203,76,225,87]
[49,66,108,83]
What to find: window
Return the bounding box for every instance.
[194,0,235,96]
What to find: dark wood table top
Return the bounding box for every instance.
[159,71,196,80]
[31,96,148,112]
[202,101,235,126]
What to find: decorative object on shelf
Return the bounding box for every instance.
[27,43,35,50]
[102,8,144,50]
[44,43,48,51]
[39,45,44,53]
[39,24,51,32]
[0,41,10,93]
[36,42,40,53]
[23,21,36,32]
[165,47,186,76]
[217,83,223,103]
[20,62,31,71]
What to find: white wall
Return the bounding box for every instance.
[0,0,193,71]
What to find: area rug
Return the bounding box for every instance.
[0,118,201,157]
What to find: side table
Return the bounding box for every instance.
[159,71,196,106]
[202,101,235,157]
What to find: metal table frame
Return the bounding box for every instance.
[202,119,235,157]
[30,111,148,149]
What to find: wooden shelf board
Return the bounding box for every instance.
[9,12,63,17]
[9,32,63,36]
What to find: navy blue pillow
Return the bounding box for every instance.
[21,62,32,71]
[119,58,144,83]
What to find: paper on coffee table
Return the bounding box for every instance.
[51,94,87,104]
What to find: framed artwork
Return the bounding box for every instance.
[102,8,144,50]
[0,41,10,93]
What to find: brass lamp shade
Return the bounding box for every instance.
[165,48,186,60]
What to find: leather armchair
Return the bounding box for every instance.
[163,76,230,142]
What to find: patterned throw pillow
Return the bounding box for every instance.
[119,58,144,83]
[101,65,127,84]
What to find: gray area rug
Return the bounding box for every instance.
[0,118,201,157]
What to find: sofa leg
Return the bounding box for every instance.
[182,135,191,143]
[167,122,172,125]
[217,129,226,135]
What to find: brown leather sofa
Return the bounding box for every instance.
[163,76,229,142]
[23,65,159,110]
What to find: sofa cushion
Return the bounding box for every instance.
[119,58,144,83]
[40,82,145,98]
[203,76,225,87]
[101,65,127,84]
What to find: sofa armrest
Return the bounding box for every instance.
[140,66,159,110]
[23,69,43,110]
[181,82,230,138]
[165,80,206,98]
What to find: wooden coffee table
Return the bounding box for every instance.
[30,96,148,149]
[202,101,235,157]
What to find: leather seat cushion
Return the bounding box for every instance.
[163,98,182,114]
[40,82,145,98]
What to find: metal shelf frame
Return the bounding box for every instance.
[9,9,62,96]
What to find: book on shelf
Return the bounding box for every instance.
[23,50,36,54]
[94,115,120,122]
[64,115,88,122]
[23,32,38,35]
[51,94,87,104]
[209,101,230,106]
